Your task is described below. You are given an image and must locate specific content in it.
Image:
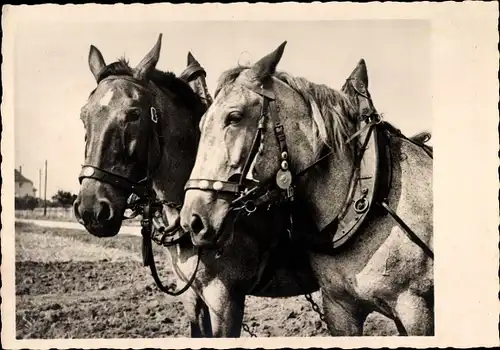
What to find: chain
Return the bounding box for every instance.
[304,293,327,323]
[242,321,257,337]
[240,293,326,338]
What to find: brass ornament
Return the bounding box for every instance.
[276,169,292,190]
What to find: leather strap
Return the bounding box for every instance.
[184,179,241,194]
[380,201,434,260]
[269,100,288,158]
[78,165,150,198]
[239,98,268,187]
[240,81,276,100]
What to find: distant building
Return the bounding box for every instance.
[15,167,37,198]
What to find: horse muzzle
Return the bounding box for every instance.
[180,190,232,247]
[73,193,122,237]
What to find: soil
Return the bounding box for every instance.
[14,222,397,338]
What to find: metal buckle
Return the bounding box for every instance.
[150,107,158,123]
[371,113,383,125]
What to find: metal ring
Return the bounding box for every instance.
[354,197,369,213]
[244,201,257,213]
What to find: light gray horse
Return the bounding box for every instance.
[180,42,434,336]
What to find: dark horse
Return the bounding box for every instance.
[74,35,319,337]
[180,42,434,336]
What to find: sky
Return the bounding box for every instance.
[13,18,430,198]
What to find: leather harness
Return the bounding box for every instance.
[183,76,434,260]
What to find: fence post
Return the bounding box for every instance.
[43,160,48,216]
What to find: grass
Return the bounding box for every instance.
[15,209,141,226]
[16,229,142,263]
[14,221,168,260]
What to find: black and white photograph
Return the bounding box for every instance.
[1,2,498,349]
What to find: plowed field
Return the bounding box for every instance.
[14,222,396,338]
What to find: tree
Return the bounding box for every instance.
[52,190,78,208]
[15,195,38,210]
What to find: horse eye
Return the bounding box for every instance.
[226,112,243,125]
[124,109,141,123]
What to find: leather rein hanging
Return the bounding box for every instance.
[78,63,208,296]
[184,77,434,260]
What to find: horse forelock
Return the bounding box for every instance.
[214,65,250,98]
[214,66,357,159]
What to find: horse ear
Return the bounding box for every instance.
[134,34,163,80]
[187,51,199,66]
[250,41,287,81]
[88,45,106,82]
[349,59,369,89]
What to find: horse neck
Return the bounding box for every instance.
[389,134,433,219]
[298,150,354,231]
[276,88,355,232]
[150,84,201,206]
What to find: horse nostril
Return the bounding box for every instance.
[97,199,114,221]
[190,214,205,235]
[82,210,94,225]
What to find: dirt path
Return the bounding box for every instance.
[15,218,141,236]
[15,222,397,338]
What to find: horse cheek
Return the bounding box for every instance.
[224,127,247,169]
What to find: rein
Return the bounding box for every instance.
[78,62,207,296]
[184,77,434,260]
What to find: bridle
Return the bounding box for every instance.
[78,62,208,296]
[185,79,296,217]
[183,76,434,260]
[183,77,367,217]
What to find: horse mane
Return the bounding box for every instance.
[215,66,357,157]
[96,58,206,119]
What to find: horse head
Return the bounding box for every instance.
[180,41,358,247]
[74,34,206,237]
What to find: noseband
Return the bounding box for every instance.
[78,63,208,296]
